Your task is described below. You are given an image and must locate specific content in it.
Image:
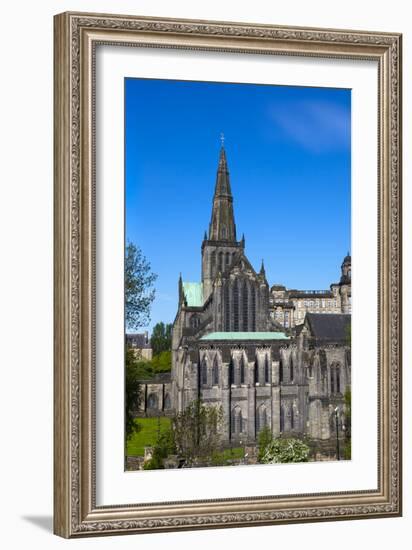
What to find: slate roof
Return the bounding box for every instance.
[126,333,151,349]
[182,282,203,307]
[306,313,351,343]
[288,290,333,299]
[200,331,289,341]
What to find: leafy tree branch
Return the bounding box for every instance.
[125,242,157,331]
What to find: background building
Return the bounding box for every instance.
[126,332,153,361]
[269,253,351,329]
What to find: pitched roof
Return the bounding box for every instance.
[306,313,351,343]
[200,331,289,341]
[182,282,203,307]
[227,251,256,276]
[126,333,151,348]
[289,290,333,299]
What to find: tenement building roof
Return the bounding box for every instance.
[306,313,351,343]
[126,333,151,349]
[200,331,289,341]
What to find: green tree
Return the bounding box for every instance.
[143,428,176,470]
[151,350,172,373]
[125,348,143,441]
[257,425,273,462]
[150,322,172,356]
[172,400,223,465]
[260,438,310,464]
[133,359,155,380]
[343,387,352,459]
[125,242,157,331]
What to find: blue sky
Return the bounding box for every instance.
[125,78,351,334]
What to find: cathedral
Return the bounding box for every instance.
[138,145,351,449]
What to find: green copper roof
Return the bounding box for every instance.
[200,331,289,341]
[182,282,203,307]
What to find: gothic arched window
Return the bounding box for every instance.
[225,251,230,267]
[280,405,285,432]
[224,284,230,331]
[147,393,158,409]
[231,406,243,434]
[264,354,270,383]
[231,408,236,434]
[253,360,258,385]
[233,281,239,331]
[212,356,219,386]
[279,358,284,383]
[201,357,208,386]
[336,366,341,393]
[240,355,246,384]
[330,365,335,394]
[256,405,267,433]
[256,356,262,385]
[290,355,294,382]
[218,251,223,274]
[290,405,295,429]
[210,250,216,278]
[229,358,235,386]
[164,394,171,410]
[242,281,248,331]
[251,287,256,331]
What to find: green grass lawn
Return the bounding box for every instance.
[215,447,245,460]
[127,417,246,464]
[206,446,246,466]
[127,417,171,456]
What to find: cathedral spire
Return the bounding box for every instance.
[214,146,232,197]
[208,143,237,242]
[178,273,184,304]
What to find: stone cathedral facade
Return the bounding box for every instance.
[138,146,351,448]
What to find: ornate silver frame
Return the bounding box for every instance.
[53,11,402,538]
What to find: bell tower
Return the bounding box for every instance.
[339,253,351,313]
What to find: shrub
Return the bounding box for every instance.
[172,400,223,465]
[260,438,310,464]
[143,427,176,470]
[151,350,172,373]
[257,426,273,462]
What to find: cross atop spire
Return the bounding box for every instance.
[220,132,225,147]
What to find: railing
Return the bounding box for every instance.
[295,289,330,295]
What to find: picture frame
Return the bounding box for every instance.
[53,11,402,538]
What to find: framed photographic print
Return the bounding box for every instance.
[54,12,402,537]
